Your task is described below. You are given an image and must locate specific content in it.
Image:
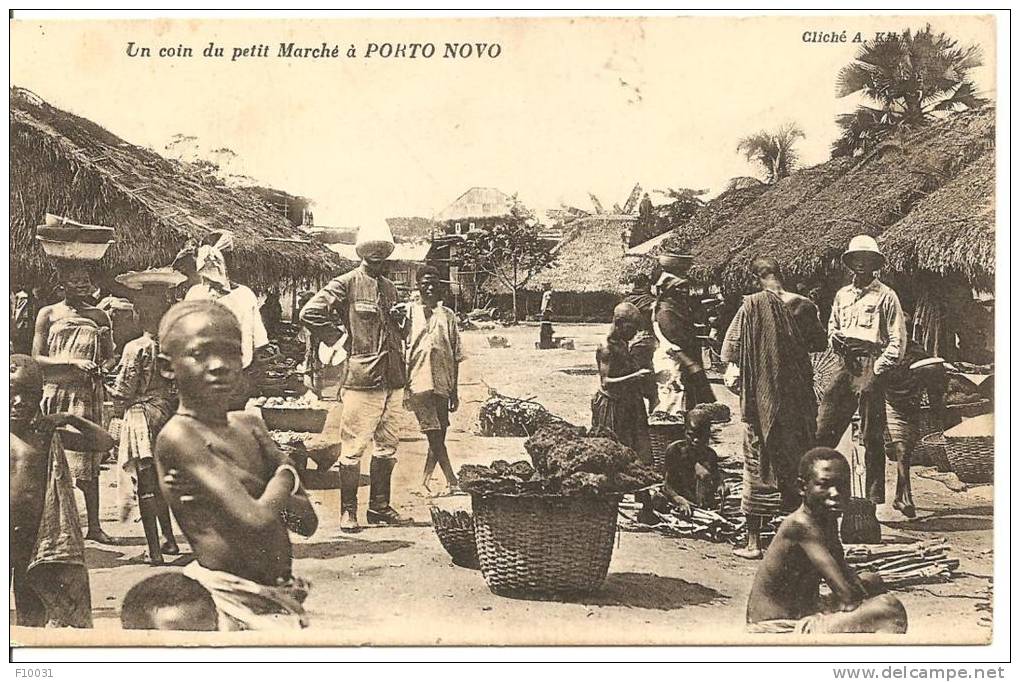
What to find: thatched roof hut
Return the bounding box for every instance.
[717,108,994,293]
[620,184,767,283]
[528,215,635,295]
[686,158,854,286]
[484,214,635,321]
[10,87,346,289]
[880,151,994,290]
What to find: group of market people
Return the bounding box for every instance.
[591,234,952,634]
[11,223,465,631]
[13,221,940,636]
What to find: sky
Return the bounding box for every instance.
[10,15,997,229]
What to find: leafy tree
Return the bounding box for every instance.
[631,188,708,246]
[832,25,987,157]
[455,202,556,323]
[736,123,805,183]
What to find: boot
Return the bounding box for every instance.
[366,457,413,525]
[136,460,164,565]
[338,464,361,533]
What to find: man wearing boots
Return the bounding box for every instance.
[300,222,413,532]
[816,235,906,506]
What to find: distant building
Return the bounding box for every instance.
[433,187,514,235]
[248,186,314,228]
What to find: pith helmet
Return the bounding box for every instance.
[355,220,396,261]
[842,234,885,268]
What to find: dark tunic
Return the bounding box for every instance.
[591,339,651,462]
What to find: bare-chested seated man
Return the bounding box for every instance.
[11,355,112,628]
[746,447,907,634]
[154,301,318,631]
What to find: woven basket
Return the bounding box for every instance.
[916,433,950,472]
[945,436,994,484]
[648,422,685,475]
[429,506,479,570]
[840,497,882,545]
[471,493,619,595]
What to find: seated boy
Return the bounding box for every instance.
[11,354,113,628]
[746,447,907,634]
[154,301,318,631]
[121,573,219,631]
[654,408,726,516]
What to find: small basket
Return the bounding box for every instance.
[36,237,114,261]
[648,421,685,475]
[36,226,115,244]
[840,497,882,545]
[259,407,328,433]
[471,493,619,595]
[429,506,479,569]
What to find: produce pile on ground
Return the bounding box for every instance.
[253,395,330,410]
[476,390,566,437]
[459,422,660,497]
[648,411,685,425]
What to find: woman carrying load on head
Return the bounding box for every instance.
[33,260,117,544]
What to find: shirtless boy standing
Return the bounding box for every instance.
[154,301,318,631]
[11,354,112,628]
[746,447,907,634]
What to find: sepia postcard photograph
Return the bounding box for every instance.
[6,10,1006,658]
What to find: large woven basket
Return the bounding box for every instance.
[429,505,479,569]
[648,422,685,475]
[471,493,620,595]
[917,433,951,472]
[944,415,994,484]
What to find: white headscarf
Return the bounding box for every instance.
[195,231,234,289]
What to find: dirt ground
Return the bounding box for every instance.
[11,323,994,647]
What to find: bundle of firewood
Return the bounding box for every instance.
[476,389,565,437]
[843,538,959,587]
[618,498,746,543]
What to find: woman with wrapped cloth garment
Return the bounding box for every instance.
[652,271,716,414]
[722,257,827,559]
[32,261,117,544]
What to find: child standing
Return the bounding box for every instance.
[404,266,464,495]
[592,302,654,459]
[154,301,318,630]
[108,273,182,562]
[11,354,112,628]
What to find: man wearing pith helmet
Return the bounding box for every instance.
[300,220,413,532]
[815,235,906,505]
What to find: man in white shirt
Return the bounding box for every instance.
[816,235,906,504]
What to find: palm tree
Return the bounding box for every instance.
[736,123,805,184]
[832,25,987,157]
